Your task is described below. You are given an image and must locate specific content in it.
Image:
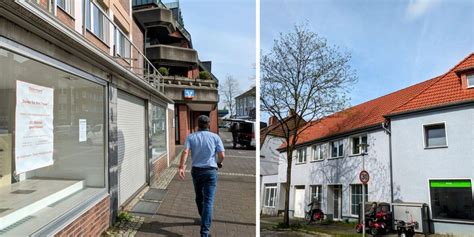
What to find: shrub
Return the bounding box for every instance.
[117,211,133,223]
[158,67,169,76]
[199,71,211,80]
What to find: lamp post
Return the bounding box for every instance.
[358,143,369,237]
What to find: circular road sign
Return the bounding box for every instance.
[359,170,370,184]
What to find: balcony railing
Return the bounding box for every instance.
[27,0,164,93]
[162,76,217,89]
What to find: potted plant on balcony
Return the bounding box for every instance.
[158,67,169,76]
[199,71,212,80]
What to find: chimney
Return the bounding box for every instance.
[268,116,278,126]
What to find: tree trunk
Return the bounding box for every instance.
[283,149,293,226]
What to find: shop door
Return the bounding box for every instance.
[117,90,147,206]
[294,187,305,218]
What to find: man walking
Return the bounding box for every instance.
[178,115,225,237]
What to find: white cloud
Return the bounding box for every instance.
[405,0,440,20]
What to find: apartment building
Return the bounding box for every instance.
[132,0,220,144]
[235,86,256,120]
[0,0,176,235]
[261,53,474,236]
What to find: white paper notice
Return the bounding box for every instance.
[15,81,54,174]
[79,119,87,142]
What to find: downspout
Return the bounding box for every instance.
[383,120,394,203]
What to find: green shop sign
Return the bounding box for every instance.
[430,180,472,188]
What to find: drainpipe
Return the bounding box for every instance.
[383,121,394,203]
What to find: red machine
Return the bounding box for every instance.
[356,202,392,235]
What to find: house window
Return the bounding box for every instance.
[424,123,447,148]
[351,134,368,155]
[86,0,109,43]
[351,184,368,216]
[115,28,131,62]
[330,139,344,158]
[430,180,473,221]
[312,144,325,161]
[309,185,322,206]
[57,0,74,16]
[467,74,474,88]
[296,148,307,164]
[264,185,277,207]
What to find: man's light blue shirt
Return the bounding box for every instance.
[184,130,225,168]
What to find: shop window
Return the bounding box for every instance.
[424,123,447,148]
[330,139,344,158]
[150,104,167,160]
[296,147,307,164]
[351,134,368,155]
[264,185,277,207]
[430,180,473,221]
[351,184,368,216]
[0,48,105,233]
[311,144,325,161]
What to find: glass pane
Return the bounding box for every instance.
[468,75,474,87]
[151,104,167,159]
[352,137,360,154]
[430,180,473,220]
[338,141,343,157]
[426,125,446,147]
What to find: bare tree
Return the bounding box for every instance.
[220,75,240,117]
[260,24,357,226]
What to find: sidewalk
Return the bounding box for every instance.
[120,130,256,237]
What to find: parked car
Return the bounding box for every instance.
[225,119,256,148]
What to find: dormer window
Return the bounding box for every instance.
[467,74,474,88]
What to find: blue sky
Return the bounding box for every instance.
[172,0,256,95]
[261,0,474,122]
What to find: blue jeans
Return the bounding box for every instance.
[191,167,218,237]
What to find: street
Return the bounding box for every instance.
[135,129,256,236]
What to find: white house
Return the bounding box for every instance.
[261,53,474,236]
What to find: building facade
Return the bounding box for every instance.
[132,0,219,145]
[261,54,474,235]
[235,86,256,120]
[0,0,176,235]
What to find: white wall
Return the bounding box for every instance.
[391,106,474,235]
[283,129,391,219]
[260,135,285,215]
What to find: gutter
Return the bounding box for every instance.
[277,123,383,152]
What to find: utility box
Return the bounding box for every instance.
[392,202,430,234]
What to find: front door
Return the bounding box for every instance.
[332,185,342,219]
[294,187,305,218]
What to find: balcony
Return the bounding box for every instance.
[146,44,198,66]
[133,7,176,33]
[160,76,218,103]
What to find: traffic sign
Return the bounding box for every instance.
[359,170,370,184]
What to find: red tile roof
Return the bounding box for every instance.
[290,53,474,147]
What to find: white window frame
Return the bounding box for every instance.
[467,74,474,88]
[309,185,322,204]
[264,186,277,207]
[423,122,448,149]
[311,144,325,161]
[350,134,368,155]
[330,139,344,158]
[296,147,307,164]
[350,184,368,216]
[86,0,110,44]
[57,0,74,17]
[115,27,131,63]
